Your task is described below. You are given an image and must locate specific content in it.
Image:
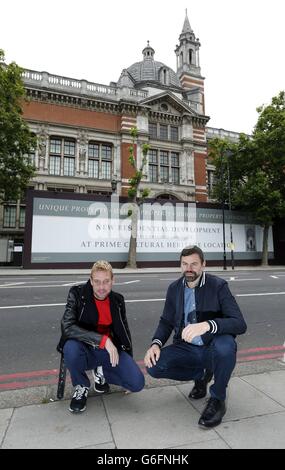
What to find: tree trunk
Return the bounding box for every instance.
[126,202,138,269]
[261,224,269,266]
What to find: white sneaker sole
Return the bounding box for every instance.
[94,386,106,393]
[92,370,108,393]
[68,406,86,413]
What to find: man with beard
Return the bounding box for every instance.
[144,245,247,428]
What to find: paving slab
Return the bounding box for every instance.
[0,409,13,447]
[215,412,285,449]
[1,396,112,449]
[241,370,285,407]
[178,376,284,421]
[0,386,48,409]
[78,442,116,449]
[171,438,230,449]
[103,386,217,449]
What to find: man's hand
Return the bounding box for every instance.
[105,338,119,367]
[181,322,210,343]
[144,344,161,368]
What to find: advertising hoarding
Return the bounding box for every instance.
[23,191,274,267]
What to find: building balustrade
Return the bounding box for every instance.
[22,69,149,101]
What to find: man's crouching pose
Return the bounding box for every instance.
[144,246,247,428]
[58,260,144,413]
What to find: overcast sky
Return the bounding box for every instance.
[1,0,284,134]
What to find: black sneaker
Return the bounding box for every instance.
[92,370,110,394]
[69,385,89,413]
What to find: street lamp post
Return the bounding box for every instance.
[226,151,235,270]
[220,154,227,270]
[222,197,227,270]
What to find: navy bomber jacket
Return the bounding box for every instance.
[151,272,247,348]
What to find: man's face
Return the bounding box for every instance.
[90,270,113,300]
[181,254,205,283]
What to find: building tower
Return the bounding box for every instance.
[175,10,208,201]
[175,9,203,99]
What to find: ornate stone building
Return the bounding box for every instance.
[0,12,241,263]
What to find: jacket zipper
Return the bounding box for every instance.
[117,303,131,346]
[79,299,86,322]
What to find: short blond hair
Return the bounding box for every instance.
[91,260,113,279]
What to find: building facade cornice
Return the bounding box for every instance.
[26,88,121,114]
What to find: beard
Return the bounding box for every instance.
[184,271,200,283]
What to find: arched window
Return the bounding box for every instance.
[180,52,183,66]
[155,193,180,201]
[160,68,168,85]
[189,49,193,64]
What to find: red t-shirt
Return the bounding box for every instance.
[94,296,112,348]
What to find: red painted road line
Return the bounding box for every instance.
[0,345,283,382]
[237,352,283,362]
[0,352,284,391]
[0,365,147,382]
[0,369,58,382]
[0,346,284,390]
[1,353,284,391]
[0,378,58,390]
[0,376,72,391]
[237,345,285,355]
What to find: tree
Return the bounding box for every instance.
[126,127,150,268]
[0,49,36,203]
[208,91,285,265]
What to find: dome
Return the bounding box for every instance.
[118,43,181,89]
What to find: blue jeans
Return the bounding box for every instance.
[146,335,237,401]
[63,339,145,392]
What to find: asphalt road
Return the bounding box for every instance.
[1,270,285,389]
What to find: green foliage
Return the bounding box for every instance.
[0,49,36,202]
[207,137,235,202]
[128,143,135,167]
[127,127,150,203]
[127,188,137,200]
[141,188,150,199]
[253,91,285,191]
[208,91,285,229]
[130,127,138,139]
[233,169,285,226]
[142,143,150,156]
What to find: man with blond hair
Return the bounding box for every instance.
[57,260,144,413]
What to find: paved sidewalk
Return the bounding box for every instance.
[1,370,285,449]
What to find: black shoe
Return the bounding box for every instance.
[189,370,213,400]
[92,370,110,394]
[198,397,226,428]
[69,385,89,413]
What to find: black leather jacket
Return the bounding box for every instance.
[57,280,132,356]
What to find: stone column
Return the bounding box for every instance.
[180,149,187,186]
[181,115,193,140]
[37,126,49,172]
[77,130,88,176]
[186,149,195,184]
